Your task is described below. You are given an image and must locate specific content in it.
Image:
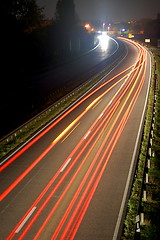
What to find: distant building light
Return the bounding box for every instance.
[128,34,134,38]
[145,39,151,43]
[84,24,90,29]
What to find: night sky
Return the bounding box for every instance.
[37,0,160,22]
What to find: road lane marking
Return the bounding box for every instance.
[108,99,113,105]
[84,131,91,140]
[61,123,80,143]
[85,97,101,111]
[15,207,37,233]
[98,112,104,119]
[60,158,72,173]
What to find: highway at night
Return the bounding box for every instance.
[0,38,151,240]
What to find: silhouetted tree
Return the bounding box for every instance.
[53,0,80,56]
[55,0,78,30]
[0,0,44,33]
[0,0,45,83]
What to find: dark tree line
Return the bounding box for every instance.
[1,0,44,79]
[55,0,78,28]
[53,0,95,59]
[0,0,44,32]
[1,0,95,84]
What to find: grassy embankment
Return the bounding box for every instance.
[121,47,160,239]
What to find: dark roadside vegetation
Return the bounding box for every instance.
[0,0,96,138]
[121,48,160,239]
[120,14,160,47]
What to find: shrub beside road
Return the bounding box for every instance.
[121,48,160,239]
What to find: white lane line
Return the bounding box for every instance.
[84,131,91,140]
[60,158,72,173]
[15,206,37,233]
[99,112,104,119]
[108,99,113,105]
[112,49,152,240]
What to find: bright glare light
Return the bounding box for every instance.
[97,32,109,51]
[84,24,91,30]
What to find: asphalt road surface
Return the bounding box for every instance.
[0,38,151,240]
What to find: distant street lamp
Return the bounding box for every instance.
[108,23,111,34]
[84,23,92,32]
[103,22,105,31]
[84,24,90,29]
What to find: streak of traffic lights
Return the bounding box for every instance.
[0,40,146,202]
[27,46,147,239]
[1,60,138,200]
[50,46,147,240]
[0,66,129,201]
[5,39,149,238]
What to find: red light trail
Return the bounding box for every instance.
[2,39,149,240]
